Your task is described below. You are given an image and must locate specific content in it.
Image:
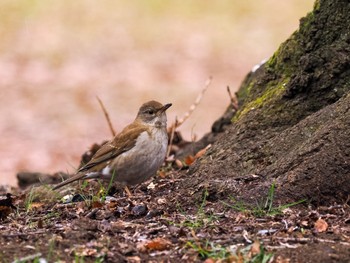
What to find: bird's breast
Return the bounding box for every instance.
[135,128,168,155]
[109,128,168,185]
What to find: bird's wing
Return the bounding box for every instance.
[78,122,149,173]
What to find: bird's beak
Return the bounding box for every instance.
[159,103,172,113]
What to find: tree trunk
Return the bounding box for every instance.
[184,0,350,206]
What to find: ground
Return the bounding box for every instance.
[0,167,349,262]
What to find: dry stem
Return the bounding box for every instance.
[227,86,239,110]
[96,96,116,136]
[167,76,212,133]
[166,117,178,158]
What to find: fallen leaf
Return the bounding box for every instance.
[204,259,216,263]
[301,220,308,227]
[157,198,167,205]
[158,170,167,178]
[175,159,184,169]
[275,255,291,263]
[29,202,45,210]
[147,182,156,190]
[37,218,44,229]
[126,256,141,263]
[91,201,104,208]
[250,240,261,256]
[0,206,13,220]
[184,155,195,166]
[314,218,328,233]
[144,238,172,251]
[194,144,211,159]
[73,247,98,257]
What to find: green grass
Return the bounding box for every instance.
[12,253,42,263]
[24,187,36,212]
[47,236,56,262]
[240,242,274,263]
[174,189,218,230]
[74,253,105,263]
[186,240,230,260]
[65,169,117,205]
[222,182,306,217]
[74,254,85,263]
[186,240,273,262]
[97,169,117,202]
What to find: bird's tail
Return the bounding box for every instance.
[52,173,88,190]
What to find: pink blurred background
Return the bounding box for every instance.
[0,1,314,186]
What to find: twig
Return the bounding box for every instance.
[2,230,46,237]
[96,96,116,136]
[168,76,212,132]
[12,253,42,263]
[242,229,253,243]
[227,86,239,110]
[266,243,300,250]
[166,117,178,158]
[85,208,99,219]
[265,237,350,246]
[282,219,288,230]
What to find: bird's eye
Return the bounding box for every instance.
[146,109,155,115]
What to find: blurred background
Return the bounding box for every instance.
[0,0,314,186]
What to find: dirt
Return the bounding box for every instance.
[1,167,349,262]
[186,92,350,208]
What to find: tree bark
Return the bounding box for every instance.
[184,0,350,205]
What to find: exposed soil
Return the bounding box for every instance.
[0,168,349,262]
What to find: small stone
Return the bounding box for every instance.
[132,204,148,216]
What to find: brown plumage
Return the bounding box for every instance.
[52,100,171,190]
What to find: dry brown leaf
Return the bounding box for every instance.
[76,202,86,215]
[144,237,172,251]
[158,170,167,178]
[107,200,118,210]
[29,202,45,210]
[157,198,167,205]
[91,200,104,208]
[37,218,44,229]
[301,220,308,227]
[250,240,261,256]
[184,155,195,166]
[194,144,211,159]
[314,218,328,233]
[0,206,13,220]
[275,255,291,263]
[175,159,184,169]
[74,247,98,257]
[126,256,141,263]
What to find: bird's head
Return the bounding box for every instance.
[136,100,172,128]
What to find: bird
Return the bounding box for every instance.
[52,100,172,190]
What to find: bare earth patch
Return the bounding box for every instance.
[0,170,349,262]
